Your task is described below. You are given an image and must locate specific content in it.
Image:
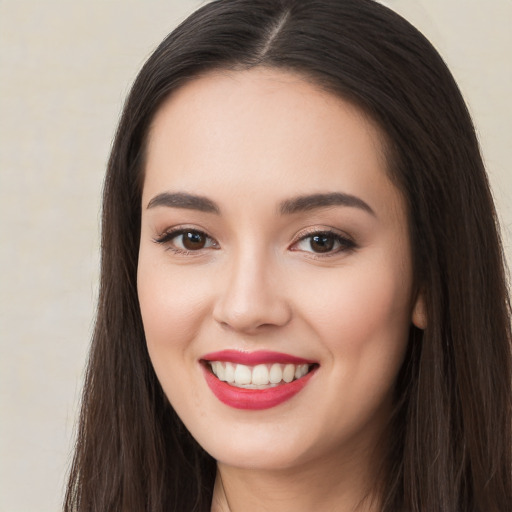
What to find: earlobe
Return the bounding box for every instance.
[412,292,427,329]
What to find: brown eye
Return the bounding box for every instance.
[182,231,207,250]
[309,234,335,253]
[154,228,218,253]
[292,230,356,255]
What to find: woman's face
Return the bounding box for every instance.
[138,68,424,472]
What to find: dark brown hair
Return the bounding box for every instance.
[65,1,512,510]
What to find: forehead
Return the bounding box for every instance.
[143,67,402,222]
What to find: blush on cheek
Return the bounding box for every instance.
[301,271,412,379]
[140,299,202,352]
[138,262,210,345]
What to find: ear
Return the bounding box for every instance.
[412,291,427,329]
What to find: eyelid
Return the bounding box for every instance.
[153,225,219,254]
[289,227,357,256]
[152,224,356,257]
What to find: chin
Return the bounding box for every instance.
[206,437,314,471]
[183,408,338,472]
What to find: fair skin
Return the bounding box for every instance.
[137,68,425,512]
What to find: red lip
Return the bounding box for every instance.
[201,361,318,411]
[201,349,315,365]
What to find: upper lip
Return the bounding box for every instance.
[201,349,317,366]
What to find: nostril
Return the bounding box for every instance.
[212,269,292,332]
[213,299,293,333]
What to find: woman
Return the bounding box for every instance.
[64,0,511,510]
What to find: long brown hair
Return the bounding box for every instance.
[65,1,512,510]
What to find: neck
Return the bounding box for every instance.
[210,449,384,512]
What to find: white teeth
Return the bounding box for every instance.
[295,364,308,379]
[209,361,312,388]
[215,362,226,381]
[234,364,252,385]
[252,364,269,385]
[283,364,295,383]
[269,363,283,384]
[224,362,235,383]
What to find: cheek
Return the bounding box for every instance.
[137,256,212,411]
[294,259,413,434]
[295,255,413,365]
[137,256,211,349]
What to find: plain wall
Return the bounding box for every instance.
[0,1,510,511]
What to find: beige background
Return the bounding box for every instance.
[0,1,510,511]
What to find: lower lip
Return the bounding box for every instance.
[202,365,317,410]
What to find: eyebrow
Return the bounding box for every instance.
[147,192,220,213]
[146,191,375,217]
[279,192,375,216]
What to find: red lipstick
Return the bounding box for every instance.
[201,350,318,410]
[202,349,313,365]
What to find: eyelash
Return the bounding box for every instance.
[153,227,356,257]
[291,228,357,257]
[153,227,218,255]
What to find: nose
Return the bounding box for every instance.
[212,248,292,334]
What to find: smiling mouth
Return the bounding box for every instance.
[200,350,319,409]
[205,361,316,389]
